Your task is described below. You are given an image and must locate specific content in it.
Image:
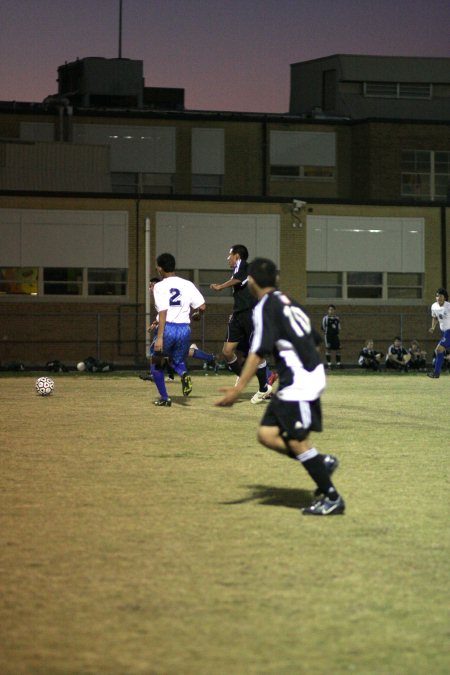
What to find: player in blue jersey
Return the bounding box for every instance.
[216,257,345,517]
[428,287,450,379]
[151,253,206,406]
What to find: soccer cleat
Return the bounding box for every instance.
[314,454,340,497]
[139,373,153,381]
[165,375,175,382]
[267,371,279,386]
[154,398,172,407]
[250,384,273,404]
[302,494,345,516]
[181,372,193,396]
[427,372,440,379]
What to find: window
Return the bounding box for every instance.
[307,272,342,299]
[401,150,450,201]
[111,172,174,194]
[88,269,127,296]
[347,272,382,299]
[0,267,127,297]
[192,174,223,195]
[142,173,174,195]
[111,172,138,193]
[364,82,432,99]
[270,131,336,182]
[44,268,82,295]
[307,272,423,301]
[191,129,224,195]
[0,267,38,295]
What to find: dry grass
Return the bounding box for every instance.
[0,371,448,674]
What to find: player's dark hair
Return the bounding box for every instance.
[248,257,277,288]
[328,304,336,310]
[436,287,448,300]
[230,244,249,261]
[157,253,176,273]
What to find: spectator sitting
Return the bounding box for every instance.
[408,340,427,371]
[385,337,411,372]
[358,339,383,371]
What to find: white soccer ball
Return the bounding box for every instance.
[35,376,54,396]
[77,361,86,371]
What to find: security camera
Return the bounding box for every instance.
[293,199,307,211]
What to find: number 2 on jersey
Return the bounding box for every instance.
[169,288,181,306]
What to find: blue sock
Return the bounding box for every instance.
[193,348,214,362]
[434,351,445,375]
[151,365,168,399]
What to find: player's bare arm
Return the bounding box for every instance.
[215,353,263,406]
[210,278,241,292]
[429,317,438,333]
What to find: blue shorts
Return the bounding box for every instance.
[438,329,450,349]
[151,323,191,368]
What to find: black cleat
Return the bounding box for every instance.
[427,372,440,379]
[139,373,153,381]
[302,494,345,516]
[314,454,340,497]
[154,398,172,407]
[181,372,193,396]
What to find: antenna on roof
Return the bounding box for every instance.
[118,0,123,58]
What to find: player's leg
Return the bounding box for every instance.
[428,332,450,378]
[150,353,171,406]
[169,324,193,396]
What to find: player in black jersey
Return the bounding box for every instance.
[210,245,271,404]
[321,305,341,368]
[216,257,345,516]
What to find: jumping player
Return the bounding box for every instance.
[210,245,272,403]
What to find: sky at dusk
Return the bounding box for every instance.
[1,0,449,113]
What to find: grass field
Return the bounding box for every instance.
[0,371,448,675]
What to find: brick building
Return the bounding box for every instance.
[0,55,449,367]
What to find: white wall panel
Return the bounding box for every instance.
[0,209,128,268]
[270,131,336,166]
[156,212,279,269]
[307,216,424,272]
[73,124,175,173]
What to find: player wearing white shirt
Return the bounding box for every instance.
[216,257,345,517]
[151,253,206,405]
[428,287,450,379]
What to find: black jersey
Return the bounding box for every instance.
[321,314,340,337]
[232,259,257,314]
[250,290,325,402]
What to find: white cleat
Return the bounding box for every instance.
[250,384,273,404]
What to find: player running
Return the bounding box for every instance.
[151,253,206,406]
[427,287,450,379]
[216,257,345,516]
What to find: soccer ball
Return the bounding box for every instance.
[77,361,86,371]
[35,376,54,396]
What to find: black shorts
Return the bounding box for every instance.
[325,335,340,350]
[260,396,322,442]
[225,310,253,346]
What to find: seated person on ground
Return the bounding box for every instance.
[358,339,383,371]
[385,337,411,371]
[408,340,427,371]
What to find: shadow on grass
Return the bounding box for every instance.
[222,484,312,509]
